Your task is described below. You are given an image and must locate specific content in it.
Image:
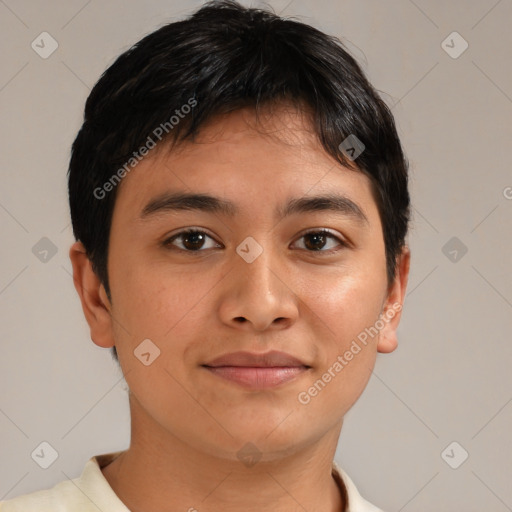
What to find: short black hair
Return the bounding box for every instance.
[68,0,410,363]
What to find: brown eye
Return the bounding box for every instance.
[163,229,221,252]
[294,229,346,253]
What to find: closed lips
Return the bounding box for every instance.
[202,350,311,368]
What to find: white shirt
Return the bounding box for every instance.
[0,451,384,512]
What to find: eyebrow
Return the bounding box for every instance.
[139,191,369,225]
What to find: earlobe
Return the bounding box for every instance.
[376,302,400,353]
[69,241,115,349]
[376,332,398,353]
[376,246,411,354]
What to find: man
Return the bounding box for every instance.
[0,1,410,510]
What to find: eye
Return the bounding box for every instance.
[293,229,347,253]
[162,229,221,252]
[162,228,347,254]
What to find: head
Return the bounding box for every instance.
[68,0,410,461]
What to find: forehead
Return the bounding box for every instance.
[112,104,378,224]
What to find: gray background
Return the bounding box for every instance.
[1,0,511,510]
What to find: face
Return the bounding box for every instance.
[72,103,409,463]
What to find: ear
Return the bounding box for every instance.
[69,241,115,349]
[376,246,411,354]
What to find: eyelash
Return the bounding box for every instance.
[162,228,347,255]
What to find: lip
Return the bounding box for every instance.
[203,366,309,389]
[203,350,310,368]
[202,350,311,390]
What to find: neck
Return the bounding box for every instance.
[101,394,345,512]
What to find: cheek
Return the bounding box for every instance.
[302,270,384,343]
[297,273,383,406]
[110,261,209,341]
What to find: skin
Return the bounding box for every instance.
[70,102,410,512]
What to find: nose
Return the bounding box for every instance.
[217,244,299,332]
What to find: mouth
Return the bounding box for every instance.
[201,350,311,389]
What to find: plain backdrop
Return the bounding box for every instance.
[1,1,511,510]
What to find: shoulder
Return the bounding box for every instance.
[332,460,386,512]
[0,479,90,511]
[0,452,127,512]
